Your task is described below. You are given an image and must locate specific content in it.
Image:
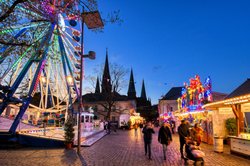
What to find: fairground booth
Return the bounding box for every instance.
[174,75,226,145]
[204,79,250,158]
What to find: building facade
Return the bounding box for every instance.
[79,50,151,124]
[158,87,183,116]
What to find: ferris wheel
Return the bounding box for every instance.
[0,0,95,133]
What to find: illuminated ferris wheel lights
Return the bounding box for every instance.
[40,76,47,84]
[66,75,74,87]
[74,46,81,51]
[67,14,77,20]
[72,30,80,36]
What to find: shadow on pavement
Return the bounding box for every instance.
[78,153,88,166]
[60,149,79,165]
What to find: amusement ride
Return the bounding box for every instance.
[0,0,102,135]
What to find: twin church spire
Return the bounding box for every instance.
[127,69,147,100]
[95,49,148,100]
[127,69,136,99]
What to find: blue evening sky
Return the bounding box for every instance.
[83,0,250,104]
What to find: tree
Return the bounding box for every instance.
[0,1,122,25]
[86,62,128,92]
[0,0,123,85]
[64,115,75,147]
[0,0,123,119]
[84,62,129,120]
[0,0,28,22]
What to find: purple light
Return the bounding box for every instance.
[41,0,55,16]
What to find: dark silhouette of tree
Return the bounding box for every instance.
[84,62,128,120]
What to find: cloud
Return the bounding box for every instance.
[152,65,162,72]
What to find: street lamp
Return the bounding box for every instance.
[77,9,103,156]
[74,51,96,60]
[82,51,96,59]
[77,50,96,154]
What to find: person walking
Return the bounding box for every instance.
[107,121,111,134]
[134,122,139,138]
[191,123,203,146]
[142,121,155,160]
[170,120,176,134]
[158,121,172,160]
[178,119,190,159]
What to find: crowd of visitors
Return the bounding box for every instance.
[137,119,204,161]
[101,118,203,161]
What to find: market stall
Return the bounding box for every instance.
[174,75,215,144]
[175,110,214,144]
[204,79,250,157]
[129,113,144,127]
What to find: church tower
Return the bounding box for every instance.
[95,76,100,94]
[141,79,147,100]
[127,68,136,99]
[101,49,112,93]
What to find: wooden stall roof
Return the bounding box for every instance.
[203,94,250,109]
[203,79,250,110]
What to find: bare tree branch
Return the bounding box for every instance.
[0,40,31,46]
[0,0,28,22]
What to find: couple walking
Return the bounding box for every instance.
[142,121,172,160]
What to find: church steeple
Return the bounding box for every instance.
[141,79,147,100]
[95,76,100,94]
[127,68,136,99]
[101,48,112,93]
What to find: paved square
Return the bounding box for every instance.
[0,128,249,166]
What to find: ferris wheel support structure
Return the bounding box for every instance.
[0,25,53,117]
[0,28,27,64]
[0,1,104,135]
[4,24,55,133]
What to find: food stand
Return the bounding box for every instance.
[129,113,144,126]
[203,79,250,158]
[175,110,214,144]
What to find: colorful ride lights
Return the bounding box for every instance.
[66,75,74,87]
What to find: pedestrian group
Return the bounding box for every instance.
[140,119,203,161]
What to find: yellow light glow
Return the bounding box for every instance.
[203,94,250,108]
[66,75,74,86]
[40,76,46,84]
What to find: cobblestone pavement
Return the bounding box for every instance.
[0,148,82,166]
[0,128,249,166]
[80,128,250,166]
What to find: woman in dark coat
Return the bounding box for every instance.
[158,121,172,160]
[142,121,155,160]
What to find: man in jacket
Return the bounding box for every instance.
[178,119,190,159]
[158,121,172,160]
[142,121,155,160]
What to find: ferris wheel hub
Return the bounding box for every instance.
[58,13,66,32]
